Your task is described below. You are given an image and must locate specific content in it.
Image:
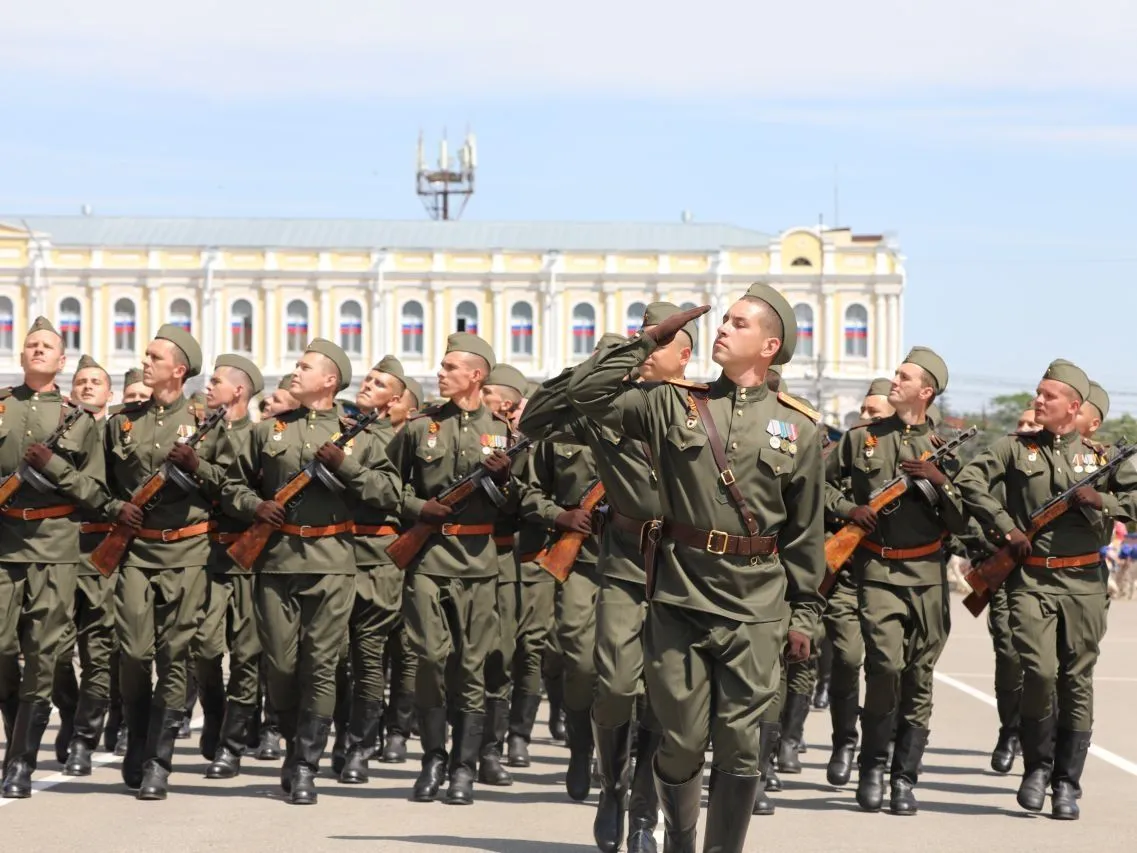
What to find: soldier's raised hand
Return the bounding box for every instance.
[644,305,711,346]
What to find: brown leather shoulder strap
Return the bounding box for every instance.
[689,393,759,537]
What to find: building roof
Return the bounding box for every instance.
[2,216,773,252]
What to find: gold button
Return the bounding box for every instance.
[30,405,36,411]
[731,442,738,449]
[305,443,311,448]
[157,420,163,426]
[154,443,160,448]
[25,430,31,436]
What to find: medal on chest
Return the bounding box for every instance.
[766,419,799,455]
[0,402,5,426]
[481,433,507,455]
[177,423,194,440]
[684,394,699,430]
[427,420,440,449]
[1025,441,1039,463]
[864,433,878,458]
[121,419,133,444]
[273,420,286,441]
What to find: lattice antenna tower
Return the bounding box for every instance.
[416,130,477,220]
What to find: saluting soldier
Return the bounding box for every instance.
[956,363,1137,820]
[222,339,401,805]
[103,325,214,800]
[52,354,116,777]
[0,319,106,799]
[824,348,968,815]
[186,354,265,780]
[566,288,824,853]
[385,333,517,806]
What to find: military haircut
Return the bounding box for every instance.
[217,364,254,399]
[487,383,523,406]
[169,341,190,374]
[461,351,492,381]
[743,295,785,343]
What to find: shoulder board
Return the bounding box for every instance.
[407,403,445,423]
[0,387,12,400]
[1082,437,1108,454]
[663,378,710,391]
[777,391,820,423]
[492,412,512,428]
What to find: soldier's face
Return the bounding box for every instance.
[123,381,152,404]
[1075,402,1102,438]
[357,370,400,411]
[888,364,933,408]
[640,332,691,382]
[437,353,481,398]
[480,384,515,416]
[206,368,240,409]
[712,301,780,371]
[20,330,66,379]
[142,339,185,387]
[264,389,299,417]
[1016,409,1041,434]
[387,390,415,427]
[291,353,337,401]
[1033,379,1081,430]
[860,394,894,420]
[72,367,112,409]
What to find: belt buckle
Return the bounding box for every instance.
[440,523,456,536]
[161,528,175,542]
[21,508,35,521]
[1045,556,1057,569]
[299,525,313,538]
[879,545,893,559]
[705,529,729,555]
[719,469,736,487]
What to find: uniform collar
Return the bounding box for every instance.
[711,374,768,402]
[226,413,251,430]
[301,406,340,422]
[1043,428,1080,449]
[18,383,61,401]
[151,394,187,417]
[443,400,486,420]
[890,414,930,436]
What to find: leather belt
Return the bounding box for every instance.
[609,511,654,537]
[135,521,213,542]
[280,522,353,538]
[435,523,495,537]
[519,549,548,563]
[664,520,777,558]
[858,539,943,561]
[1,504,75,521]
[352,524,400,537]
[1024,553,1101,570]
[79,521,114,534]
[493,535,515,549]
[210,531,242,545]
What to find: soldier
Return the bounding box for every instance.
[388,377,422,432]
[121,367,152,406]
[263,374,300,417]
[103,325,215,800]
[522,306,696,853]
[53,354,116,777]
[0,319,106,798]
[824,348,968,815]
[186,354,265,780]
[386,333,517,805]
[1077,382,1109,442]
[958,363,1136,820]
[566,289,823,853]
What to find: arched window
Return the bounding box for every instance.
[456,300,478,335]
[231,299,253,353]
[844,304,868,358]
[169,298,192,333]
[794,303,814,359]
[60,297,82,351]
[114,298,136,354]
[339,300,363,356]
[679,301,698,355]
[572,303,596,357]
[510,302,534,357]
[401,300,424,356]
[791,257,813,267]
[286,300,309,355]
[625,301,647,336]
[0,297,13,353]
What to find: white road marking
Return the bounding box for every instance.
[940,672,1137,683]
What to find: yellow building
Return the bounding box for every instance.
[0,216,905,426]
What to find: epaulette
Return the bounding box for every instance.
[777,391,820,423]
[663,378,710,392]
[407,403,445,423]
[0,387,12,400]
[1083,437,1108,455]
[492,412,512,428]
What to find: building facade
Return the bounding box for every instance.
[0,217,905,426]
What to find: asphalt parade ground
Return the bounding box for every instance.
[3,595,1136,852]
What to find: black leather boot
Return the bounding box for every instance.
[546,677,566,742]
[761,721,782,792]
[753,721,779,815]
[990,689,1021,775]
[627,725,660,852]
[446,711,485,805]
[339,699,383,784]
[179,674,196,739]
[813,640,833,710]
[826,691,859,786]
[506,693,541,768]
[1051,728,1091,820]
[889,723,929,815]
[195,656,226,762]
[103,701,123,754]
[564,708,595,801]
[64,694,109,777]
[592,716,631,853]
[776,692,810,774]
[1017,715,1056,813]
[138,707,184,800]
[1,701,52,798]
[704,768,761,853]
[277,709,298,794]
[656,763,702,853]
[206,702,256,780]
[382,692,414,763]
[330,662,352,777]
[478,698,513,786]
[412,707,449,802]
[288,712,331,805]
[121,694,151,790]
[53,661,79,765]
[855,709,895,812]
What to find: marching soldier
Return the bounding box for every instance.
[223,339,401,804]
[824,348,968,815]
[121,367,152,406]
[566,289,823,853]
[0,319,106,798]
[53,354,116,777]
[957,364,1137,819]
[385,333,517,805]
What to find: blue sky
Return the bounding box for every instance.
[3,2,1136,414]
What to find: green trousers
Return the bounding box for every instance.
[346,562,404,703]
[405,573,497,714]
[195,573,261,706]
[858,580,948,728]
[987,586,1023,694]
[255,573,353,719]
[647,601,784,780]
[555,563,600,713]
[0,563,78,703]
[593,575,655,729]
[57,573,116,702]
[1009,589,1107,730]
[116,565,207,709]
[823,575,864,705]
[486,580,555,701]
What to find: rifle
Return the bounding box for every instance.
[537,479,605,582]
[819,426,977,595]
[962,442,1137,617]
[0,404,93,507]
[91,405,228,577]
[386,437,533,571]
[226,409,381,571]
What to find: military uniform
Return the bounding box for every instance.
[956,362,1137,819]
[566,286,824,853]
[0,323,107,798]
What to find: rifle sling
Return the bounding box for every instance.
[690,393,761,538]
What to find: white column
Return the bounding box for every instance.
[88,282,103,365]
[887,293,900,366]
[492,286,506,360]
[319,284,333,341]
[264,285,279,369]
[370,288,383,360]
[212,288,224,366]
[432,284,447,367]
[603,288,617,334]
[873,292,887,372]
[823,289,838,370]
[148,283,161,341]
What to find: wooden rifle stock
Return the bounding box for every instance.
[0,404,90,511]
[0,471,24,508]
[225,471,314,571]
[822,478,909,574]
[386,479,480,570]
[538,480,606,582]
[90,471,171,577]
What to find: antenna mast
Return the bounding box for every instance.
[416,130,477,220]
